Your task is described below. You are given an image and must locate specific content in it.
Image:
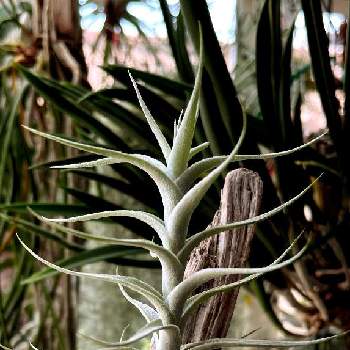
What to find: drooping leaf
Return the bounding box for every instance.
[80,319,180,348]
[22,127,182,219]
[30,207,166,242]
[18,235,171,320]
[29,210,181,272]
[22,244,159,284]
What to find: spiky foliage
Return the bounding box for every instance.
[17,34,343,350]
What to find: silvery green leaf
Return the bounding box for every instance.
[17,235,172,321]
[188,142,210,160]
[52,157,119,168]
[180,333,347,350]
[167,29,204,178]
[119,285,159,322]
[80,319,180,348]
[177,131,327,191]
[22,126,182,218]
[179,175,321,261]
[129,72,171,161]
[29,210,183,274]
[170,241,308,313]
[182,233,305,320]
[29,343,40,350]
[29,208,167,243]
[166,112,246,246]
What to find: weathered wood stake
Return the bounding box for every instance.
[182,168,263,343]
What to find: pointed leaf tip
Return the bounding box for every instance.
[128,71,171,161]
[167,26,204,178]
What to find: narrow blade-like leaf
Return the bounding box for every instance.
[180,176,321,261]
[177,131,327,191]
[18,235,171,321]
[167,28,204,178]
[129,72,171,160]
[22,126,182,218]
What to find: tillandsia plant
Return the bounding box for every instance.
[16,33,344,350]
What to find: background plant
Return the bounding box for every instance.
[0,1,159,348]
[2,0,350,348]
[17,37,344,349]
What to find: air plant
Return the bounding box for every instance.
[16,32,343,349]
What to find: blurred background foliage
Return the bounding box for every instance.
[1,0,350,349]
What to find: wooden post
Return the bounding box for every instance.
[182,168,263,343]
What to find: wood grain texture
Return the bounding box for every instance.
[182,168,263,343]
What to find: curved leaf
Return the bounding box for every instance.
[170,241,308,314]
[30,208,166,242]
[182,233,306,321]
[119,285,159,322]
[166,112,246,249]
[179,176,321,261]
[22,127,182,219]
[189,142,210,160]
[18,235,171,321]
[29,210,182,273]
[177,131,327,191]
[22,245,159,285]
[181,333,347,350]
[129,72,171,160]
[80,319,180,348]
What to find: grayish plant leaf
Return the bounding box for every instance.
[180,333,347,350]
[22,126,182,219]
[170,240,308,314]
[52,157,119,168]
[29,343,40,350]
[177,131,327,191]
[179,175,321,261]
[167,28,204,178]
[181,233,305,320]
[29,208,167,243]
[17,235,173,322]
[166,111,247,247]
[119,285,159,322]
[80,319,180,348]
[188,142,210,160]
[129,72,171,161]
[29,210,183,276]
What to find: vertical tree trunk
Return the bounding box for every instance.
[31,2,87,349]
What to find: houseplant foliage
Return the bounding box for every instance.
[0,1,162,347]
[4,0,350,345]
[255,0,350,338]
[16,31,344,349]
